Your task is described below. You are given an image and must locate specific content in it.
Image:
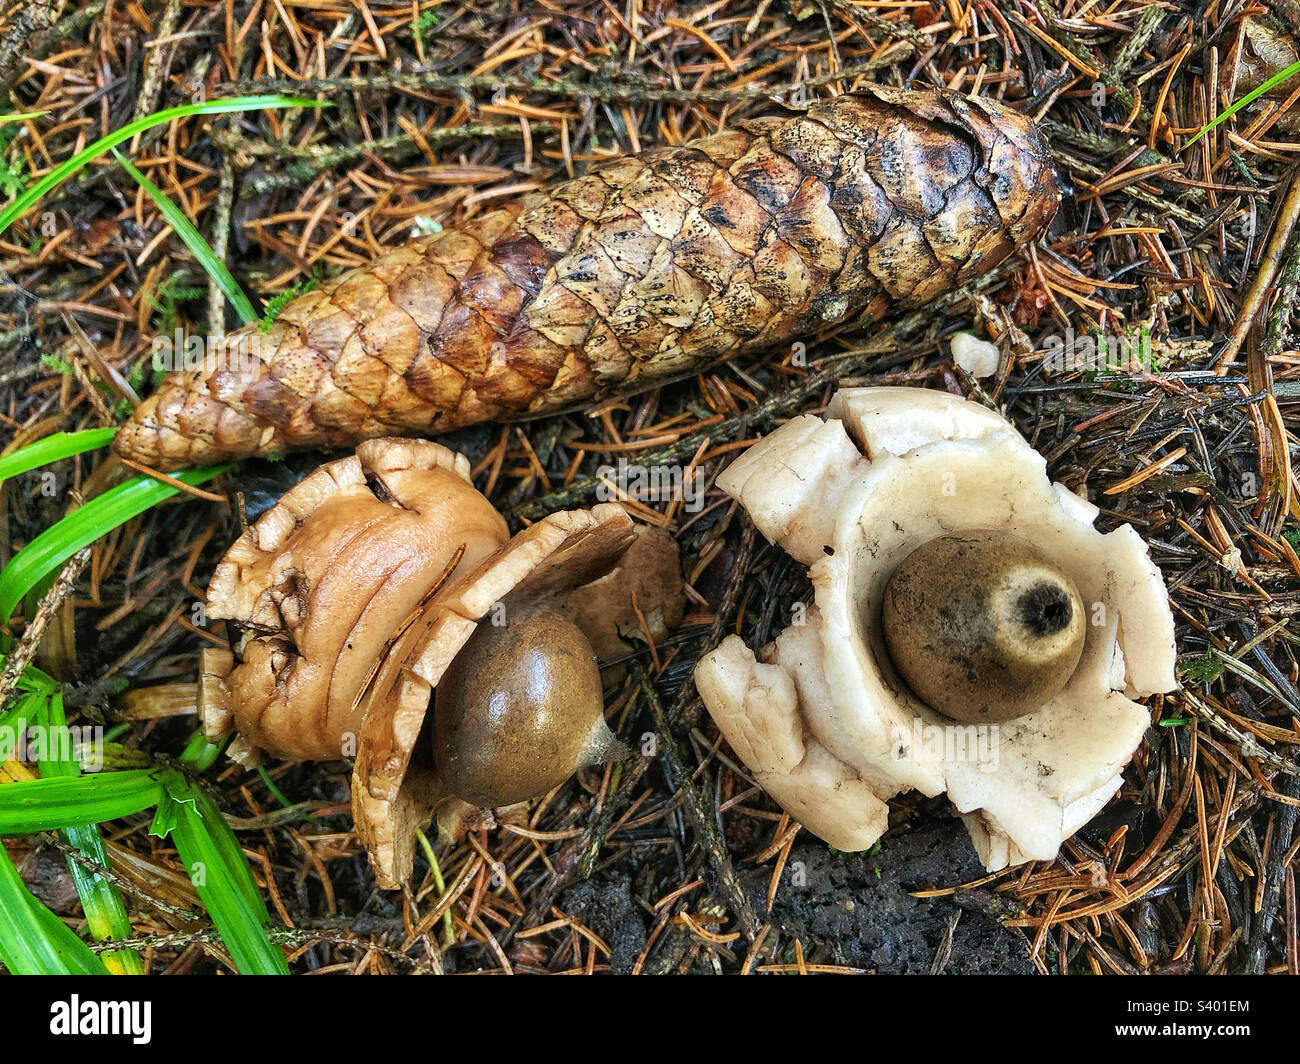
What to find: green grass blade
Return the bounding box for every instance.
[112,149,257,325]
[0,770,164,834]
[39,692,144,974]
[1185,58,1300,148]
[0,428,118,486]
[54,821,142,974]
[0,846,109,975]
[0,464,231,623]
[0,696,39,763]
[158,769,288,974]
[189,785,273,915]
[179,730,226,773]
[0,96,328,237]
[177,735,267,910]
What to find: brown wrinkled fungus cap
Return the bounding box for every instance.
[200,438,684,888]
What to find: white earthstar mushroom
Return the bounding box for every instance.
[695,387,1177,870]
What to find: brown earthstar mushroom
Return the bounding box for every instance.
[201,438,684,888]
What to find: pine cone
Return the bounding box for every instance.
[116,87,1059,470]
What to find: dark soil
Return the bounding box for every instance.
[755,825,1032,975]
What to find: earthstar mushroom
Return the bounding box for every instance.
[201,437,684,887]
[694,387,1177,870]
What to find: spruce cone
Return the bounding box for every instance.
[116,87,1059,470]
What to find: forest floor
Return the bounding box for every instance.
[2,0,1299,974]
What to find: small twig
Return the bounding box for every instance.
[217,125,521,194]
[636,665,760,938]
[1244,775,1300,974]
[207,153,237,336]
[0,546,89,710]
[85,924,442,974]
[132,0,183,122]
[40,835,204,923]
[1180,689,1300,778]
[0,0,71,95]
[1221,165,1300,369]
[1262,223,1300,358]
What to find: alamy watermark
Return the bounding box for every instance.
[151,328,262,377]
[595,458,705,512]
[1042,325,1155,374]
[0,724,105,772]
[907,718,999,773]
[50,996,151,1044]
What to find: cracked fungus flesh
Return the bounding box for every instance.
[694,387,1177,870]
